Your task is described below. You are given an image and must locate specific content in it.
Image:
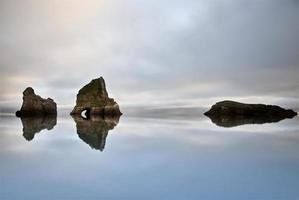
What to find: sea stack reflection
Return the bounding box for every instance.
[72,115,120,151]
[19,116,57,141]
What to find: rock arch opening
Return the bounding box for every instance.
[81,108,91,119]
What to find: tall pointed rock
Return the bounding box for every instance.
[70,77,122,116]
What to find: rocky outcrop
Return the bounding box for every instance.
[20,116,57,141]
[16,87,57,117]
[70,77,122,117]
[72,115,120,151]
[205,100,297,127]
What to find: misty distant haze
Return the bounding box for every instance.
[1,0,299,112]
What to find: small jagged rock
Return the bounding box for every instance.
[70,77,122,117]
[204,100,297,127]
[16,87,57,117]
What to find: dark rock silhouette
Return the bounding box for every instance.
[16,87,57,117]
[70,77,122,117]
[205,114,297,128]
[19,116,57,141]
[72,115,120,151]
[205,100,297,127]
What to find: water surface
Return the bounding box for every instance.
[0,110,299,200]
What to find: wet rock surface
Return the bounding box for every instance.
[70,77,122,117]
[72,115,120,151]
[205,100,297,127]
[20,116,57,141]
[16,87,57,117]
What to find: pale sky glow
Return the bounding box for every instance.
[0,0,299,111]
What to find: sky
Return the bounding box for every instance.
[0,0,299,112]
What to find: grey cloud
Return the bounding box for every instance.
[0,0,298,109]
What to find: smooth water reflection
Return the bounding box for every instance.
[19,116,57,141]
[17,114,120,151]
[0,112,299,199]
[205,114,297,128]
[72,115,120,151]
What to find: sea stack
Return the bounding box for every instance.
[16,87,57,117]
[70,77,122,117]
[204,100,297,127]
[205,101,297,117]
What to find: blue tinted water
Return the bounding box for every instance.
[0,112,298,200]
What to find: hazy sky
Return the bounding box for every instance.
[1,0,299,110]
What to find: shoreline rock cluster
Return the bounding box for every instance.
[15,77,122,148]
[16,77,122,118]
[15,77,297,128]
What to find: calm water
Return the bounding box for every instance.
[0,109,299,200]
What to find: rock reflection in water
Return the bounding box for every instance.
[205,114,296,128]
[19,116,57,141]
[72,115,120,151]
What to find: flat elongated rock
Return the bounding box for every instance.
[16,87,57,117]
[70,77,122,117]
[204,100,297,127]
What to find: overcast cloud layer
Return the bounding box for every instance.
[1,0,299,111]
